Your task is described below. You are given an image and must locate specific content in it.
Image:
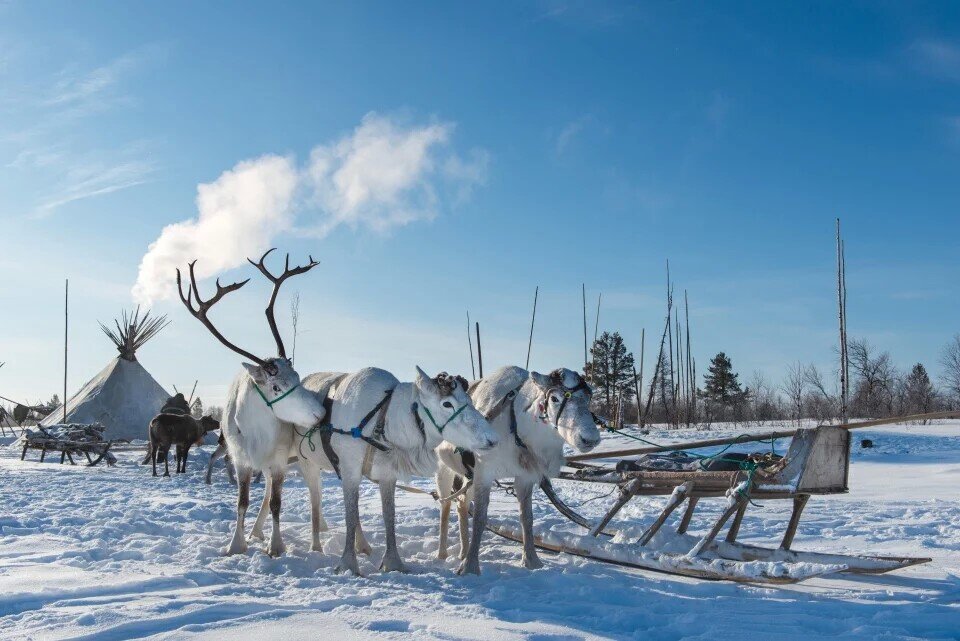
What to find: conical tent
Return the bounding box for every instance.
[40,309,171,442]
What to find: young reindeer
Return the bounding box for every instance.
[148,413,220,477]
[176,249,327,557]
[436,366,601,575]
[292,367,499,575]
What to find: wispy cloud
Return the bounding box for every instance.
[911,38,960,83]
[1,45,163,218]
[133,113,488,303]
[31,157,156,219]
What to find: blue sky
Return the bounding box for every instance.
[1,1,959,408]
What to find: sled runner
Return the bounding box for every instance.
[20,423,120,466]
[485,412,958,584]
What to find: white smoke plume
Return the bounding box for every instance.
[132,113,487,304]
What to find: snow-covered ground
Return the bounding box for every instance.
[1,421,959,640]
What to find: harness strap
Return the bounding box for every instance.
[299,390,394,480]
[253,382,301,407]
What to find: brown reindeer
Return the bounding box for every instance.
[148,413,220,477]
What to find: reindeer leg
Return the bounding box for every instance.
[516,478,543,570]
[250,473,271,541]
[379,479,408,573]
[266,470,286,557]
[182,444,191,473]
[457,481,489,576]
[302,462,325,552]
[226,454,237,485]
[226,468,251,555]
[456,495,470,560]
[336,474,363,576]
[355,520,373,556]
[205,443,224,485]
[151,442,158,477]
[163,446,170,477]
[438,499,452,560]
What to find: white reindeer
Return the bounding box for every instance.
[176,249,326,557]
[289,367,499,575]
[436,366,601,575]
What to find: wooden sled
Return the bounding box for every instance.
[490,420,939,584]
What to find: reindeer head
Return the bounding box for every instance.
[529,368,601,452]
[415,366,498,452]
[176,249,327,430]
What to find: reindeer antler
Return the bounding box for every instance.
[176,261,266,366]
[247,248,319,358]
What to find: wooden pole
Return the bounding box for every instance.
[187,380,198,406]
[567,410,960,462]
[467,311,476,379]
[836,219,848,424]
[593,293,602,345]
[685,290,694,424]
[525,286,538,370]
[582,284,588,376]
[635,327,645,424]
[63,279,68,424]
[475,322,483,379]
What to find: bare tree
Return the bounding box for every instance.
[781,362,806,425]
[848,339,897,417]
[748,370,781,424]
[941,334,960,409]
[803,363,837,423]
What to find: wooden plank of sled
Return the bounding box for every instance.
[483,519,842,584]
[710,540,931,574]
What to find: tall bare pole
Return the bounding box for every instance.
[685,289,695,424]
[582,284,588,375]
[475,322,483,379]
[593,293,602,345]
[665,262,677,425]
[634,327,645,424]
[525,286,539,370]
[187,380,199,406]
[63,279,68,423]
[466,311,476,379]
[837,219,849,423]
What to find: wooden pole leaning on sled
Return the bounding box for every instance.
[486,410,959,584]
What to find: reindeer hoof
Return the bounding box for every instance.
[267,543,285,558]
[163,472,170,478]
[225,541,248,556]
[310,541,324,553]
[437,550,448,561]
[335,557,361,576]
[249,529,265,541]
[521,555,544,570]
[380,556,409,574]
[456,559,480,576]
[355,541,373,556]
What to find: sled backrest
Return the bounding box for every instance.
[775,425,850,494]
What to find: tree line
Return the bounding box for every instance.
[585,331,960,426]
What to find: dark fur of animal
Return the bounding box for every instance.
[146,413,219,477]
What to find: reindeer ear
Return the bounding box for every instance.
[415,366,439,396]
[529,371,552,390]
[242,362,268,384]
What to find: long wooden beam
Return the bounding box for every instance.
[567,410,960,463]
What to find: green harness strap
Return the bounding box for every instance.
[253,382,301,407]
[419,402,468,434]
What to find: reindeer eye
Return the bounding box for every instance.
[273,385,281,393]
[442,401,454,409]
[551,396,560,403]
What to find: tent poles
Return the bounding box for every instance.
[63,279,68,424]
[525,286,538,370]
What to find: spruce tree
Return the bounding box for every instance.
[904,363,936,415]
[701,352,746,406]
[585,331,635,414]
[190,397,204,419]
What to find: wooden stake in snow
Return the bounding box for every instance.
[63,279,68,424]
[525,286,538,370]
[582,284,588,375]
[475,321,484,379]
[467,311,476,380]
[836,219,849,424]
